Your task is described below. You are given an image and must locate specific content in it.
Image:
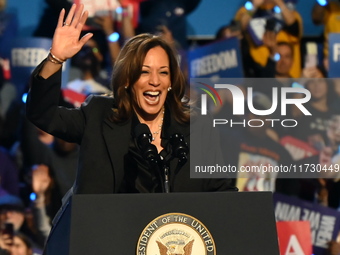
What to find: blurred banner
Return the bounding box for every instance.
[74,0,142,29]
[188,37,243,79]
[280,136,319,161]
[329,33,340,78]
[9,37,70,96]
[61,88,87,108]
[276,221,313,255]
[274,193,340,255]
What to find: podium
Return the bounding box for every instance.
[45,192,279,254]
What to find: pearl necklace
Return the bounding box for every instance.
[151,107,164,141]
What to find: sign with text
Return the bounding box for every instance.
[280,136,319,161]
[274,193,340,255]
[188,37,243,79]
[10,37,70,96]
[276,221,313,255]
[328,33,340,78]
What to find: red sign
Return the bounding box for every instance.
[280,136,319,161]
[276,221,313,255]
[62,88,87,108]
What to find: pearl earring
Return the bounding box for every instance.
[168,87,172,92]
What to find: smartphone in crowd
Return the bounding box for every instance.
[1,223,14,239]
[305,42,318,68]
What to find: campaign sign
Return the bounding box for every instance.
[188,37,243,79]
[74,0,141,29]
[10,37,70,96]
[328,33,340,78]
[280,136,319,161]
[274,193,340,255]
[276,221,313,255]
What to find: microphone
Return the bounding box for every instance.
[169,133,189,165]
[134,123,160,165]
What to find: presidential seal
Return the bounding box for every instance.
[136,213,216,255]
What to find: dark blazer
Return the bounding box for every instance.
[27,61,234,194]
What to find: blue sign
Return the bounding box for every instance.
[274,192,340,255]
[9,37,70,96]
[328,33,340,78]
[188,37,243,79]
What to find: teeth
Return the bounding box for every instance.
[145,96,160,104]
[144,91,160,96]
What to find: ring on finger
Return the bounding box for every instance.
[63,22,70,26]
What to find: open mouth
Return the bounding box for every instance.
[143,91,161,103]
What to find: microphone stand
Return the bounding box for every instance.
[161,133,189,193]
[163,165,170,193]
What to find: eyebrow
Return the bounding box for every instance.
[142,65,169,69]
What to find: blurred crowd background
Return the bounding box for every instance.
[1,0,340,254]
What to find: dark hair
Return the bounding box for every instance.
[14,233,33,251]
[73,45,100,77]
[111,33,189,123]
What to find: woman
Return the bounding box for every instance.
[289,68,336,151]
[11,234,33,255]
[26,4,232,195]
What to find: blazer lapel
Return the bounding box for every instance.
[103,117,132,192]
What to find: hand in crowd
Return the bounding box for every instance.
[0,232,12,252]
[50,4,93,62]
[317,178,328,206]
[157,25,175,47]
[252,0,265,9]
[94,14,115,37]
[262,30,277,57]
[328,241,340,255]
[302,66,324,79]
[32,164,52,197]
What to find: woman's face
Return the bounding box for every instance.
[11,236,32,255]
[132,46,171,119]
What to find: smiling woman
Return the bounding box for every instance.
[26,4,235,240]
[110,34,189,153]
[26,5,236,252]
[111,33,189,124]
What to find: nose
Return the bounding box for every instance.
[149,71,160,87]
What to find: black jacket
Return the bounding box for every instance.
[27,61,234,194]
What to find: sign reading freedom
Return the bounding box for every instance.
[188,37,243,79]
[9,37,70,95]
[273,193,340,255]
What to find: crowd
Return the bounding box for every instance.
[0,0,340,254]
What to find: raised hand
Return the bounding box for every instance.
[252,0,264,9]
[0,233,12,251]
[94,15,115,36]
[50,4,93,62]
[262,30,277,56]
[32,164,52,196]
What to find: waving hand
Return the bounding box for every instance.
[40,4,93,78]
